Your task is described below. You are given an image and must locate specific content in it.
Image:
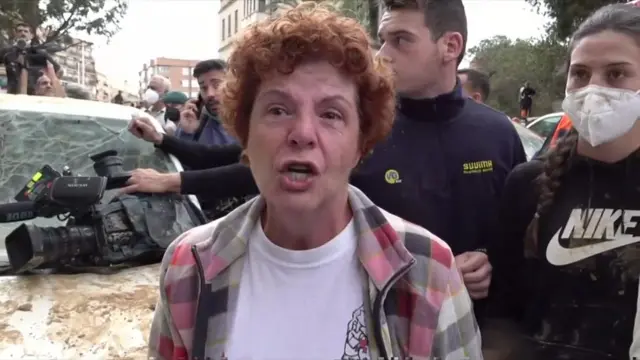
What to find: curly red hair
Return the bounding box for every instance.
[219,2,395,157]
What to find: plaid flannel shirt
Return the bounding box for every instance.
[148,185,482,360]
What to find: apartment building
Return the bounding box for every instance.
[218,0,383,60]
[95,73,138,104]
[138,57,200,98]
[53,38,98,88]
[219,0,269,60]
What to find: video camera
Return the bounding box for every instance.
[0,150,204,274]
[2,38,61,95]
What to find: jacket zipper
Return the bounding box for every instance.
[372,259,415,360]
[190,245,207,360]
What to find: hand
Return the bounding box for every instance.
[455,251,492,300]
[179,99,200,134]
[36,27,50,42]
[45,61,56,78]
[128,116,163,144]
[119,169,181,194]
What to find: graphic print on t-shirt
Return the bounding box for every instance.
[546,208,640,271]
[342,304,369,360]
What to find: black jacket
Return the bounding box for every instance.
[490,154,640,360]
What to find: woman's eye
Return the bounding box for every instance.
[607,69,624,81]
[268,107,287,116]
[322,111,342,121]
[570,69,588,80]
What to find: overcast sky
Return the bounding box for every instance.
[88,0,548,91]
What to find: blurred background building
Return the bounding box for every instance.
[138,57,200,99]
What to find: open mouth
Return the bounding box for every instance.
[281,161,318,181]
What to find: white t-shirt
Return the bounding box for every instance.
[226,219,369,360]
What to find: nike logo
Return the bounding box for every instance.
[546,208,640,266]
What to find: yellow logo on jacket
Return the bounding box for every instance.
[384,169,402,184]
[462,160,493,174]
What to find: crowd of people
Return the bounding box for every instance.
[123,0,640,358]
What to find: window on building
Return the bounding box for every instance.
[258,0,265,12]
[227,14,231,38]
[156,66,169,73]
[234,10,238,33]
[182,67,191,76]
[222,18,226,40]
[181,79,196,88]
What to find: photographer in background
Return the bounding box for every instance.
[25,61,65,97]
[2,23,61,95]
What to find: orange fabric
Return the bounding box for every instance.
[550,114,573,148]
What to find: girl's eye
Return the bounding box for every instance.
[570,69,588,80]
[607,69,624,81]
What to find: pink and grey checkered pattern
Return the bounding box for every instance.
[148,185,482,360]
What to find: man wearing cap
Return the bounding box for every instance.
[162,91,188,135]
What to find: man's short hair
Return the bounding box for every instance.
[149,74,171,92]
[383,0,468,65]
[193,59,227,78]
[458,68,490,101]
[14,22,30,31]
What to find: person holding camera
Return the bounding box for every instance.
[1,23,61,95]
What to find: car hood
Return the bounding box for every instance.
[0,96,195,358]
[0,263,160,358]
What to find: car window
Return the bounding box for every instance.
[514,123,545,160]
[529,115,562,138]
[0,109,178,264]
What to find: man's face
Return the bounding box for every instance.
[35,74,53,96]
[378,9,442,98]
[458,73,483,103]
[14,25,32,41]
[246,61,361,214]
[198,69,225,113]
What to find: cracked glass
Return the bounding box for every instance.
[0,109,179,265]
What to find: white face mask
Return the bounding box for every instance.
[562,85,640,147]
[143,88,159,105]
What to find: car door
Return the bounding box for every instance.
[528,114,563,138]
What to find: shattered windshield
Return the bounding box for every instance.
[0,109,178,265]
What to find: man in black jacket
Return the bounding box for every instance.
[126,0,526,319]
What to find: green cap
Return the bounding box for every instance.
[163,91,189,105]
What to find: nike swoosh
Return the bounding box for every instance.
[546,229,640,266]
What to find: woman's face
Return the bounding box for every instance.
[567,30,640,92]
[567,30,640,161]
[245,61,362,215]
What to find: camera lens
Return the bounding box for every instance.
[5,223,98,273]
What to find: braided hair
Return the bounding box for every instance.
[524,130,578,257]
[523,3,640,256]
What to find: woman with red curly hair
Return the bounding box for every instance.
[148,3,481,360]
